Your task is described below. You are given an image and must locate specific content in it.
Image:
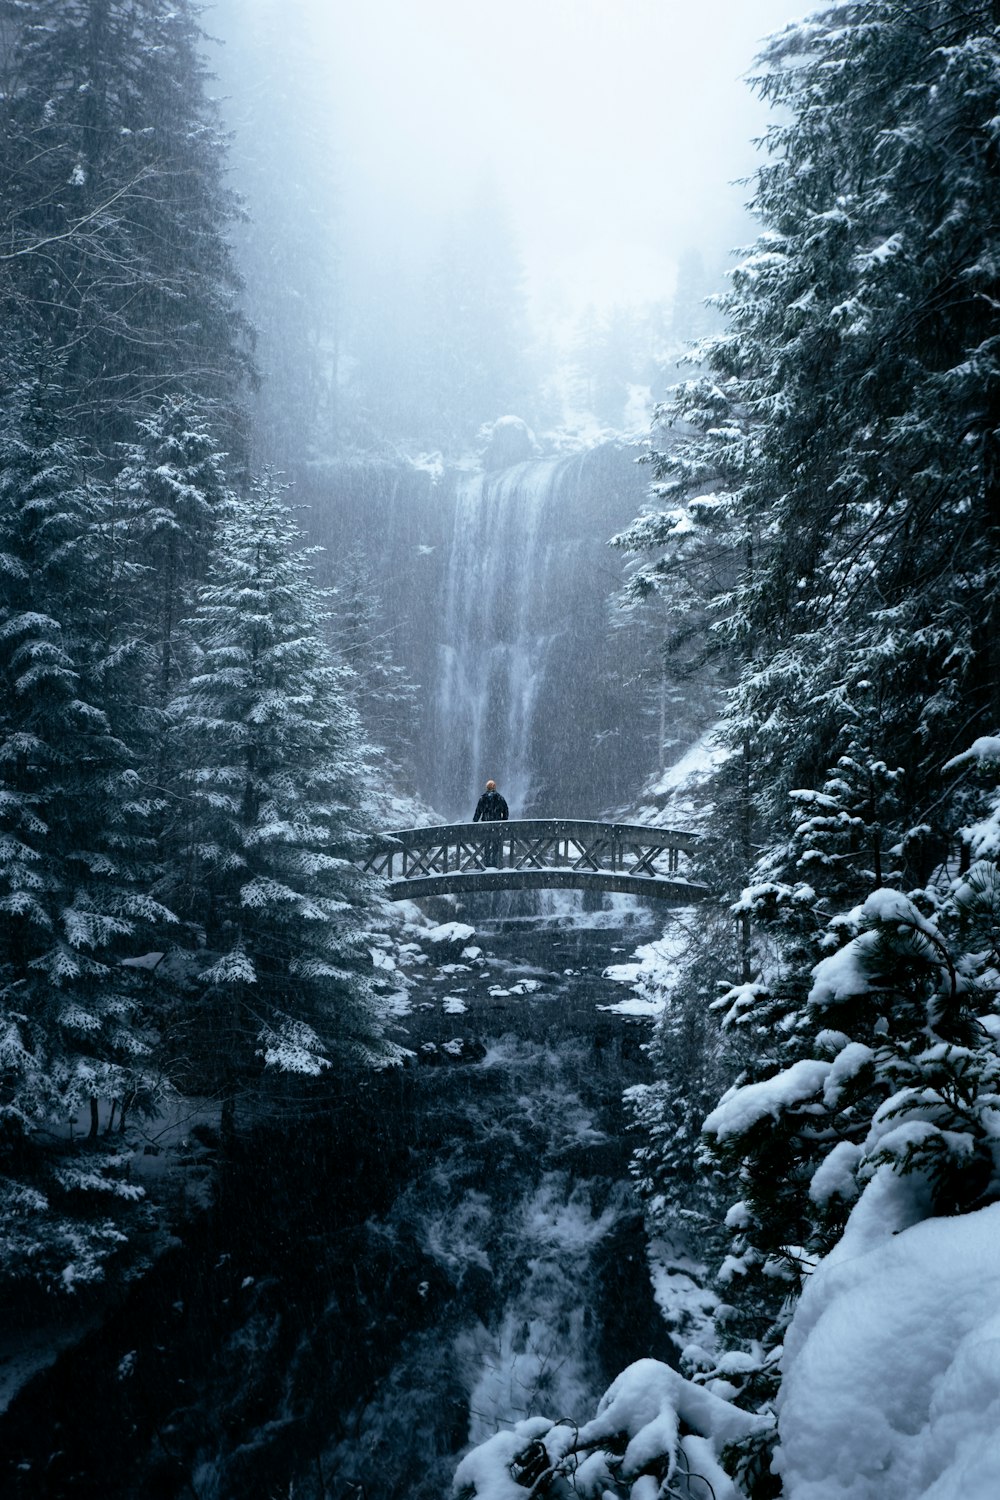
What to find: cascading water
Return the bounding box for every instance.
[422,444,650,819]
[433,457,570,818]
[306,441,654,818]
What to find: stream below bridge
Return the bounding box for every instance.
[1,908,688,1500]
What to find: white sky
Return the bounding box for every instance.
[288,0,808,317]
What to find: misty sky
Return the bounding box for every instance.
[319,0,810,319]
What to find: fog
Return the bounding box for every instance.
[210,0,810,456]
[325,0,804,318]
[201,0,810,806]
[219,0,805,324]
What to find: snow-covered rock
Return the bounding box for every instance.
[426,921,476,947]
[630,730,729,830]
[479,415,539,471]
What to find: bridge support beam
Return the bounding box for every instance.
[383,868,706,903]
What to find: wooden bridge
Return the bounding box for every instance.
[362,819,707,903]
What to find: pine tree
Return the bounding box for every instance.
[327,545,421,796]
[112,397,231,713]
[725,0,1000,835]
[0,373,174,1291]
[0,2,256,1292]
[163,475,397,1131]
[0,0,252,451]
[611,376,747,769]
[626,911,736,1250]
[79,398,234,932]
[617,6,1000,1490]
[613,374,758,965]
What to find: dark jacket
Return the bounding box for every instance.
[473,789,508,822]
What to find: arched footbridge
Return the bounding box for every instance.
[362,820,708,903]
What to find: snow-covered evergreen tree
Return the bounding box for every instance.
[111,397,231,713]
[0,0,252,451]
[327,545,421,796]
[0,375,175,1291]
[611,377,748,775]
[626,918,734,1250]
[163,474,397,1131]
[611,5,1000,1492]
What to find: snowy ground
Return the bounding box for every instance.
[629,730,729,831]
[776,1182,1000,1500]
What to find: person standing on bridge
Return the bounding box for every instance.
[473,778,508,867]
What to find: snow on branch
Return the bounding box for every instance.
[453,1359,772,1500]
[703,1060,832,1144]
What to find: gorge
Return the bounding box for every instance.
[0,438,703,1498]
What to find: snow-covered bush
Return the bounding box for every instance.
[775,1187,1000,1499]
[453,1358,771,1500]
[163,474,400,1127]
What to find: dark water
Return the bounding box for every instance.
[0,912,678,1500]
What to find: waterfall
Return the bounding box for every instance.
[307,441,651,819]
[433,458,572,818]
[459,1171,629,1443]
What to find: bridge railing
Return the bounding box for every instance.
[362,819,699,882]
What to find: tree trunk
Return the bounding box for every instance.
[740,736,754,983]
[220,1093,236,1149]
[161,528,177,707]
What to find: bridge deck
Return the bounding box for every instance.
[364,819,707,903]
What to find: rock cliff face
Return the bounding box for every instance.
[303,442,653,817]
